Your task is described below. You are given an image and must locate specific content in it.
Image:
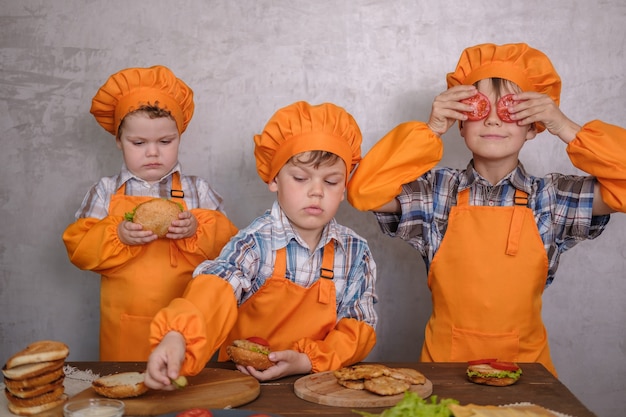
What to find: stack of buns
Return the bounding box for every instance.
[2,340,70,416]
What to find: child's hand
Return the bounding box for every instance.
[427,85,477,136]
[118,221,159,245]
[144,331,186,390]
[235,349,312,381]
[508,91,581,143]
[165,211,198,239]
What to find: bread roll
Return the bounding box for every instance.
[131,198,182,238]
[92,371,149,399]
[4,341,69,370]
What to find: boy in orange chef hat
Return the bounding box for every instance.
[347,43,626,376]
[144,101,377,387]
[63,65,238,362]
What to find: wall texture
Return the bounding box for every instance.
[1,1,624,416]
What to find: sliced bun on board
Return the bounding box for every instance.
[92,371,149,398]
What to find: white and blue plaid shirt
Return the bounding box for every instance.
[194,200,378,327]
[73,163,225,219]
[375,161,609,287]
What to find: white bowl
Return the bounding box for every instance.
[63,398,125,417]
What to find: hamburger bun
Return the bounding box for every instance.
[92,371,149,399]
[7,394,68,416]
[448,403,561,417]
[4,384,65,408]
[4,367,65,390]
[5,376,64,399]
[2,359,65,381]
[4,341,69,371]
[466,360,522,387]
[130,198,182,238]
[226,338,274,371]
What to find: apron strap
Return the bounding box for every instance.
[273,242,336,304]
[506,189,530,256]
[169,172,185,201]
[317,241,335,304]
[456,188,470,206]
[274,247,287,276]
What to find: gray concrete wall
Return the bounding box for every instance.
[1,1,624,416]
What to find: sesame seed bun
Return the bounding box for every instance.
[131,198,182,237]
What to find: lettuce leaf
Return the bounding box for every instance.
[353,392,458,417]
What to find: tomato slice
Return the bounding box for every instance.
[467,358,498,365]
[489,361,520,371]
[176,409,213,417]
[496,94,520,123]
[246,336,269,347]
[460,92,491,121]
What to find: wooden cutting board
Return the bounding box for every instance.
[38,368,260,417]
[294,371,432,407]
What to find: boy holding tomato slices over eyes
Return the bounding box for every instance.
[347,43,626,377]
[145,101,378,388]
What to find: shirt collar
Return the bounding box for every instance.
[116,163,182,189]
[269,200,342,252]
[458,160,534,194]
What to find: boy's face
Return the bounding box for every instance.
[460,79,537,172]
[116,113,180,183]
[269,156,346,247]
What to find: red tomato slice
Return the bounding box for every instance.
[246,336,269,347]
[460,92,491,121]
[496,94,519,123]
[467,358,498,365]
[489,361,520,371]
[176,409,213,417]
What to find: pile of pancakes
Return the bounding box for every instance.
[2,340,70,416]
[333,364,426,396]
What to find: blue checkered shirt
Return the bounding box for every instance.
[374,161,609,287]
[194,201,378,327]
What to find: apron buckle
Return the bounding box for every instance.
[319,267,334,280]
[171,189,184,198]
[514,195,528,206]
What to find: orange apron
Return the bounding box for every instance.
[218,241,338,361]
[421,188,557,376]
[101,173,194,361]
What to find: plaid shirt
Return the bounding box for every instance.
[375,161,610,287]
[194,200,378,327]
[73,163,225,219]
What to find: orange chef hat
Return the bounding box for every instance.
[254,101,362,184]
[90,65,194,136]
[446,43,561,132]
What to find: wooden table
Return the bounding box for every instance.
[69,362,596,417]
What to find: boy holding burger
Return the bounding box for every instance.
[63,66,238,362]
[347,43,626,376]
[145,101,378,387]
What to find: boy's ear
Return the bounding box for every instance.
[268,178,278,192]
[115,137,123,150]
[525,124,538,141]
